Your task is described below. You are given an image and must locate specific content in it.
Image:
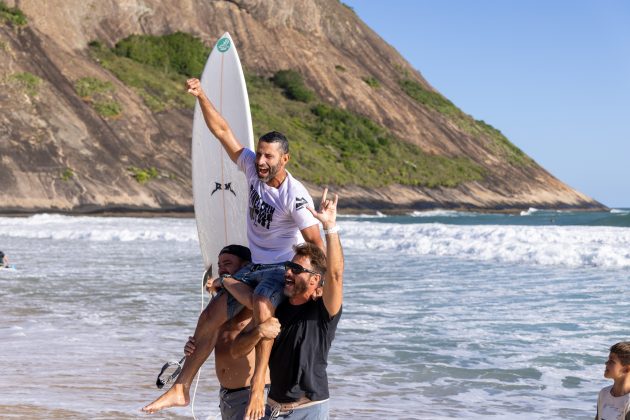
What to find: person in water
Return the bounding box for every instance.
[595,341,630,420]
[0,251,9,268]
[142,78,323,416]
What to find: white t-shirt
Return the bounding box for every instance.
[237,148,318,264]
[597,385,630,420]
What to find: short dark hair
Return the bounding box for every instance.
[219,245,251,262]
[611,342,630,366]
[259,131,289,154]
[293,243,327,283]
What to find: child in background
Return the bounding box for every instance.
[596,342,630,420]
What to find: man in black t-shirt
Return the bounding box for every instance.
[231,188,344,420]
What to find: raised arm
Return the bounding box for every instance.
[186,78,244,163]
[300,224,324,253]
[308,188,343,316]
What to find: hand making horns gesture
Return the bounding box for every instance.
[307,187,338,228]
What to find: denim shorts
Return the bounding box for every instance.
[219,263,287,320]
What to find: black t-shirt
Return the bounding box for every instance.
[268,298,342,403]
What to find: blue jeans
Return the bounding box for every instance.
[219,263,287,320]
[263,400,329,419]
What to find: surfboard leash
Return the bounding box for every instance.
[190,265,211,420]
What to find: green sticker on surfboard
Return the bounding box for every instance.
[216,37,231,53]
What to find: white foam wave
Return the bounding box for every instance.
[611,208,630,214]
[341,221,630,268]
[0,214,198,242]
[520,207,539,216]
[408,209,465,217]
[339,211,387,219]
[4,215,630,268]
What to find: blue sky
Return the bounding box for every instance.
[343,0,630,208]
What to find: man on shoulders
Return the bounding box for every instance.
[142,78,323,415]
[231,189,344,420]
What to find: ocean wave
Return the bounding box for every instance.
[339,211,387,219]
[342,221,630,268]
[408,210,464,217]
[520,207,539,216]
[611,208,630,215]
[3,215,630,268]
[0,214,198,242]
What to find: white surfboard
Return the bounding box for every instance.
[192,32,254,278]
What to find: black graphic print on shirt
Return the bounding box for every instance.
[295,197,308,210]
[249,185,275,229]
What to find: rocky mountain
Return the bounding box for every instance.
[0,0,605,214]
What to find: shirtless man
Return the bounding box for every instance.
[188,245,277,419]
[142,78,323,415]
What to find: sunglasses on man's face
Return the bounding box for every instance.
[285,261,318,276]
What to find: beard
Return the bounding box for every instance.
[284,277,309,298]
[292,280,308,296]
[257,162,279,183]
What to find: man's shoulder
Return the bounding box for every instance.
[237,148,256,170]
[284,172,313,209]
[276,299,314,318]
[281,299,338,316]
[285,171,310,192]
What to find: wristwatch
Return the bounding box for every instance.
[219,274,232,286]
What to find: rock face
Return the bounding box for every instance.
[0,0,604,213]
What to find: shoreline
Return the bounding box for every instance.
[0,204,612,218]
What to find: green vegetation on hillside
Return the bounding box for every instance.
[73,76,121,118]
[128,166,159,184]
[399,78,531,165]
[88,39,196,112]
[113,32,209,77]
[363,76,380,88]
[271,70,315,103]
[246,73,485,187]
[93,100,122,118]
[60,167,74,181]
[0,1,27,27]
[74,76,112,97]
[10,71,41,96]
[90,32,486,188]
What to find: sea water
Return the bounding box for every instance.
[1,209,629,419]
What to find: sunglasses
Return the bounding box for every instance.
[285,261,319,276]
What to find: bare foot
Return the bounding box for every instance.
[244,390,266,420]
[142,383,189,414]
